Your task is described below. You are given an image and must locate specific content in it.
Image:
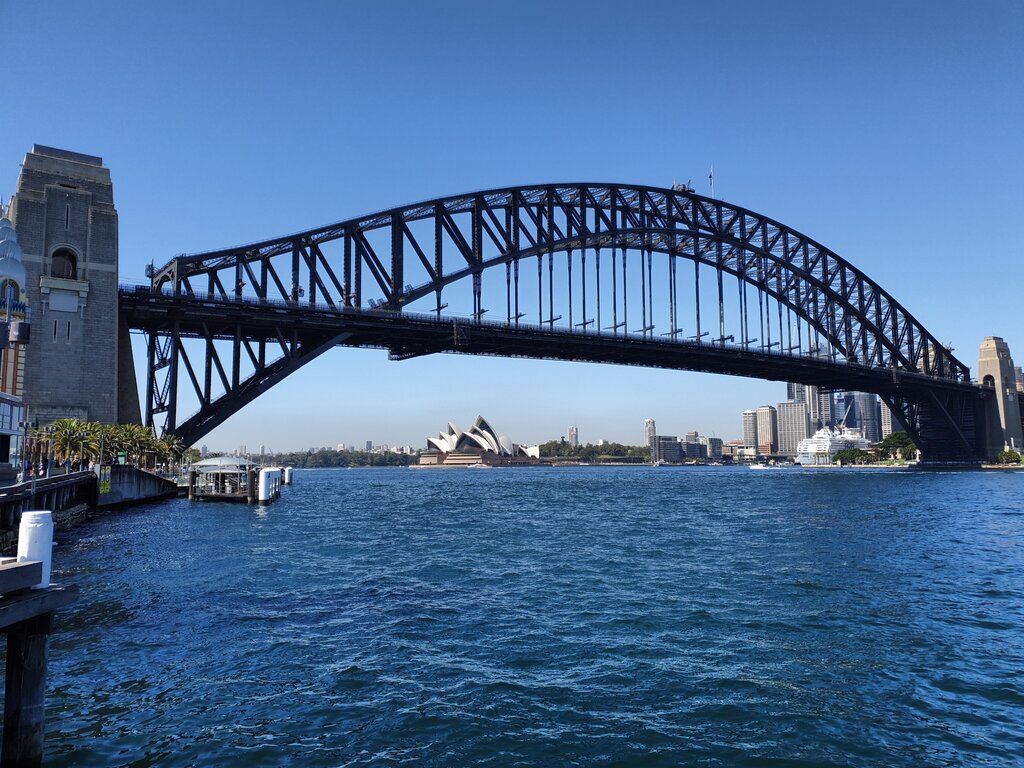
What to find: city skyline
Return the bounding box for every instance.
[3,2,1022,450]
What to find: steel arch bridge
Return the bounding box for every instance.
[119,183,993,462]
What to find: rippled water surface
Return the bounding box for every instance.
[36,467,1024,766]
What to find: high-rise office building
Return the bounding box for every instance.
[786,382,807,404]
[742,410,758,449]
[880,403,894,439]
[567,424,579,448]
[644,418,656,448]
[852,392,882,443]
[817,388,835,429]
[756,405,778,455]
[777,401,810,456]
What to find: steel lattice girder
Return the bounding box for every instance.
[149,184,969,383]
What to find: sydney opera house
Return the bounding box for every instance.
[419,416,543,467]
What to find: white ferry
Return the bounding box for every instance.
[796,427,872,466]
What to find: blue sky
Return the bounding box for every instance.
[3,1,1022,451]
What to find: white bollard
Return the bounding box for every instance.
[283,467,293,485]
[258,468,282,502]
[17,511,54,589]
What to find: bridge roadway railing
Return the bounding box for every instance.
[119,283,977,394]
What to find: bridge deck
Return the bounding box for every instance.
[121,290,978,398]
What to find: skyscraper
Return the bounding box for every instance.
[756,405,778,455]
[742,410,758,449]
[854,392,882,443]
[777,401,811,456]
[567,424,579,448]
[644,418,656,448]
[817,388,835,429]
[880,403,894,439]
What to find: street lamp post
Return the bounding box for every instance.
[45,426,53,479]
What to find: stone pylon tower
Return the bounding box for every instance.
[7,145,140,426]
[978,336,1023,454]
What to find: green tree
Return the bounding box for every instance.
[833,448,872,465]
[876,431,918,460]
[996,449,1022,464]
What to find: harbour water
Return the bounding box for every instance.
[41,467,1024,766]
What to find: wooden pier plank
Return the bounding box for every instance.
[0,587,79,632]
[0,564,43,598]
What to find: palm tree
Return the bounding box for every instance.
[157,434,185,470]
[48,418,83,463]
[127,424,158,467]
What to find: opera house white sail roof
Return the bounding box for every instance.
[426,416,525,456]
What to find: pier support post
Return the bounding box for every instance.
[2,613,51,768]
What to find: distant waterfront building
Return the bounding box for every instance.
[777,401,811,457]
[1016,366,1024,393]
[700,436,724,459]
[200,445,208,458]
[683,441,707,459]
[644,418,656,448]
[742,409,758,449]
[722,439,744,460]
[567,424,579,448]
[684,430,699,444]
[365,440,373,451]
[652,435,681,463]
[597,438,607,447]
[756,405,778,455]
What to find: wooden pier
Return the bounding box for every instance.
[187,458,285,503]
[0,560,78,768]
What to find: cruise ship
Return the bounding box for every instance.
[795,427,873,466]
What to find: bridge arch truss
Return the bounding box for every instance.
[128,184,984,459]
